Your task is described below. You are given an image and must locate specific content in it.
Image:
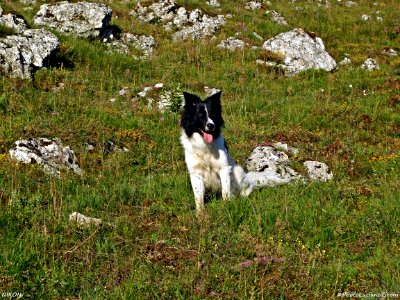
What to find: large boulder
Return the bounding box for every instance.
[262,28,337,76]
[9,138,82,177]
[131,0,226,41]
[33,1,112,38]
[0,29,60,79]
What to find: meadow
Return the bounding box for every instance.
[1,0,400,298]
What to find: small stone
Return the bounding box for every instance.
[217,37,245,51]
[206,0,220,7]
[265,10,288,26]
[85,144,95,152]
[361,58,379,71]
[339,57,352,65]
[245,1,262,10]
[204,86,221,97]
[303,161,333,182]
[69,212,102,228]
[119,87,130,97]
[361,14,371,21]
[383,48,397,56]
[344,1,357,7]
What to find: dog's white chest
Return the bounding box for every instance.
[181,132,230,190]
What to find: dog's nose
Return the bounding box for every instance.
[206,123,215,131]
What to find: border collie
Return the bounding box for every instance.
[180,91,261,215]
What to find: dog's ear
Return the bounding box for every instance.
[206,90,222,103]
[183,92,201,107]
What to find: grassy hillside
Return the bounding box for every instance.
[1,0,400,298]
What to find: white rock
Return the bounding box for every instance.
[108,33,156,58]
[245,1,262,10]
[206,0,221,7]
[173,7,188,27]
[204,86,221,97]
[383,48,398,56]
[256,60,278,67]
[218,37,245,51]
[344,1,357,7]
[0,14,28,33]
[245,145,303,183]
[303,161,333,182]
[69,212,102,228]
[272,142,299,155]
[361,58,379,71]
[0,29,60,79]
[132,0,226,41]
[33,1,112,39]
[118,87,129,97]
[262,28,337,76]
[135,83,183,113]
[9,138,82,176]
[265,10,288,26]
[361,14,371,21]
[189,9,202,23]
[339,57,351,65]
[172,14,226,41]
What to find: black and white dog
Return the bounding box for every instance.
[180,91,278,214]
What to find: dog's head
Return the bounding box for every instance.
[180,91,224,144]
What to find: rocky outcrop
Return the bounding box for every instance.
[0,29,60,79]
[33,1,112,39]
[261,28,337,76]
[130,0,226,41]
[0,13,28,33]
[246,143,303,184]
[245,142,333,183]
[9,138,82,177]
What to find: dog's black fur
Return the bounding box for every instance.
[180,91,224,142]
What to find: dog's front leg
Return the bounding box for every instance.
[189,173,205,213]
[220,166,233,200]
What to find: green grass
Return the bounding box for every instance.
[1,0,400,298]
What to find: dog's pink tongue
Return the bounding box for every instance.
[202,131,214,143]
